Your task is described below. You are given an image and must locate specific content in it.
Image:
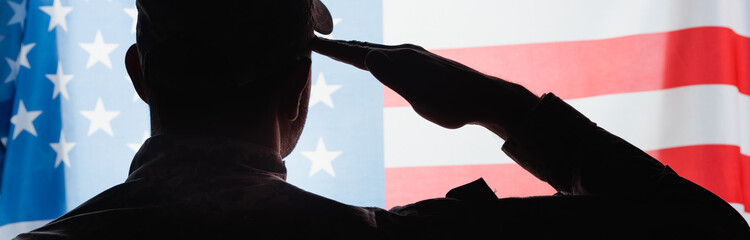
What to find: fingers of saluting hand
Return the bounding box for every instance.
[310,37,423,71]
[312,37,516,130]
[310,39,411,92]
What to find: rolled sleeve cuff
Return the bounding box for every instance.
[501,92,595,193]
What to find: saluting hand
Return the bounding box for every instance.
[310,37,539,139]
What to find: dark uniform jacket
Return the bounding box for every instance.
[15,93,750,239]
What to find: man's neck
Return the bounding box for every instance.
[150,117,281,157]
[128,133,287,180]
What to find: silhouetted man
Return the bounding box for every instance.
[15,0,750,239]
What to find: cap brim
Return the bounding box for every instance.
[312,0,334,35]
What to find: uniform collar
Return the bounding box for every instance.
[128,134,287,180]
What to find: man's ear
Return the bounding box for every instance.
[281,57,312,121]
[125,43,149,104]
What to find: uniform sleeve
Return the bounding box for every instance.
[501,92,669,197]
[500,93,750,237]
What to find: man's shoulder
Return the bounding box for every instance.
[15,175,378,239]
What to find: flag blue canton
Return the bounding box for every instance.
[0,0,385,236]
[0,0,148,233]
[1,0,66,227]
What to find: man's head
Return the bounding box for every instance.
[125,0,333,157]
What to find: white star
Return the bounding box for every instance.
[17,43,35,69]
[4,57,20,83]
[80,98,120,136]
[50,131,75,168]
[39,0,74,32]
[1,137,7,147]
[127,130,150,152]
[7,0,26,28]
[315,18,342,39]
[309,72,341,108]
[123,8,137,34]
[302,138,342,177]
[79,30,118,69]
[46,61,74,99]
[10,100,42,139]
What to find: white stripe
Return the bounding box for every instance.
[383,111,510,168]
[382,0,750,49]
[384,84,749,168]
[729,203,750,225]
[570,84,749,155]
[0,220,50,239]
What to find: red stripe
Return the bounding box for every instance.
[385,144,749,210]
[384,26,750,107]
[646,145,750,207]
[384,164,555,209]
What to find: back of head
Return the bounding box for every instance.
[134,0,327,132]
[136,0,314,87]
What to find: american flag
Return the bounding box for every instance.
[0,0,748,238]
